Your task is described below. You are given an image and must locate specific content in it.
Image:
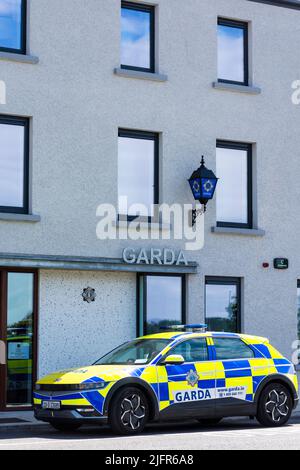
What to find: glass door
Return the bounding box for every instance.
[0,270,37,410]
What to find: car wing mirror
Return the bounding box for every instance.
[162,354,185,365]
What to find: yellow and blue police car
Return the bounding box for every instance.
[34,325,299,435]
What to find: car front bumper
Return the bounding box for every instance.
[34,407,108,425]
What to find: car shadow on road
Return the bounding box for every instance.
[1,416,297,442]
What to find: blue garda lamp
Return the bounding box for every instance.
[188,156,218,225]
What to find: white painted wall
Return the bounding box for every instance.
[38,270,136,377]
[0,0,299,360]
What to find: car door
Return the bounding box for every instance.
[212,336,256,416]
[156,337,217,419]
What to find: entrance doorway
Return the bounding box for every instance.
[0,270,37,410]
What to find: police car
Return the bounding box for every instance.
[34,325,299,435]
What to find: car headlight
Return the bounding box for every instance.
[35,384,41,391]
[77,382,108,391]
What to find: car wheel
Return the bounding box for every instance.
[197,418,222,426]
[109,387,149,435]
[49,422,82,432]
[257,383,293,427]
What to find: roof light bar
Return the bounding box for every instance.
[160,324,208,333]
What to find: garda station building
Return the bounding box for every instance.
[0,0,300,410]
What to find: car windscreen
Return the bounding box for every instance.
[94,339,171,366]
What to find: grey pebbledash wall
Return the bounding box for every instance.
[0,0,299,369]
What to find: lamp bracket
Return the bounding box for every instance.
[192,206,205,226]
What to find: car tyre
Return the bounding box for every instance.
[49,422,82,432]
[257,382,293,427]
[197,418,222,426]
[109,387,149,435]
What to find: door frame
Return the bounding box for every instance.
[0,268,38,411]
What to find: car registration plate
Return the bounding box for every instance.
[42,401,61,410]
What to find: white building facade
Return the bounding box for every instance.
[0,0,300,410]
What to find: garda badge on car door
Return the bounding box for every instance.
[186,370,199,387]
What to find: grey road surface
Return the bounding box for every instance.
[1,417,300,450]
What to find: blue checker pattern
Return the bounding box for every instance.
[159,383,170,402]
[82,391,105,414]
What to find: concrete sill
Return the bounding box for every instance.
[212,81,261,95]
[0,213,41,222]
[114,68,168,82]
[115,220,171,231]
[211,226,265,237]
[0,51,39,64]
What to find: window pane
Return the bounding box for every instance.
[0,122,25,208]
[218,23,245,83]
[118,135,155,217]
[7,273,34,406]
[171,339,208,363]
[0,0,23,51]
[95,339,171,365]
[143,276,183,335]
[214,338,254,360]
[121,5,151,69]
[216,146,248,224]
[206,281,239,332]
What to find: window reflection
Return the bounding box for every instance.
[118,132,157,218]
[0,122,25,208]
[218,21,246,84]
[140,276,184,335]
[205,280,239,333]
[6,273,34,406]
[121,4,151,70]
[0,0,23,52]
[216,145,249,225]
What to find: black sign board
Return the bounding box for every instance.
[274,258,289,270]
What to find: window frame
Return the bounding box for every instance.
[118,128,159,222]
[0,0,27,55]
[216,140,253,229]
[0,115,30,215]
[212,337,255,361]
[121,1,155,73]
[205,277,242,334]
[137,273,186,337]
[217,17,249,87]
[0,268,38,411]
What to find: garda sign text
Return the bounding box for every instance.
[123,248,188,266]
[174,386,247,403]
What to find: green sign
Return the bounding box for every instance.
[274,258,289,270]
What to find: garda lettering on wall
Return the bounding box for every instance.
[123,248,188,266]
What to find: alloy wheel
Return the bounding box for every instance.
[120,394,146,430]
[265,389,289,423]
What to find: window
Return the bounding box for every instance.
[118,129,158,220]
[216,141,252,228]
[214,338,254,360]
[95,339,171,366]
[138,275,186,336]
[218,18,248,86]
[121,1,155,73]
[170,338,208,363]
[205,277,241,333]
[0,270,37,410]
[0,116,29,214]
[0,0,26,54]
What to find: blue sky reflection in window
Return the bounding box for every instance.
[121,6,151,69]
[0,0,23,51]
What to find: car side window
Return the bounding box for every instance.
[214,338,254,360]
[170,339,208,363]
